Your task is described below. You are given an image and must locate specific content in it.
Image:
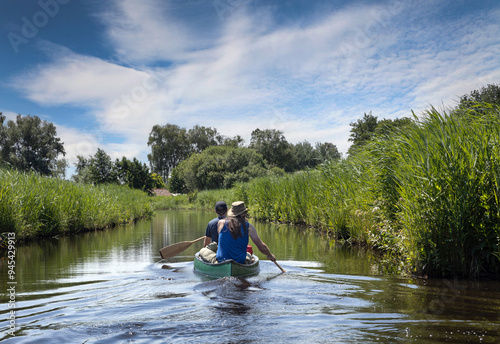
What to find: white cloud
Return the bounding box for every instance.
[56,125,100,164]
[8,0,500,165]
[100,0,205,63]
[0,111,18,122]
[11,44,151,107]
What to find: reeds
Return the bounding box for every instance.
[140,104,500,278]
[0,168,153,240]
[373,105,500,278]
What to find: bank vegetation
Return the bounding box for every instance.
[157,103,500,279]
[0,168,154,241]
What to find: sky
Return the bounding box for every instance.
[1,0,500,177]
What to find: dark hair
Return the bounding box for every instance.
[226,214,248,240]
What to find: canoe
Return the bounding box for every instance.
[193,252,260,278]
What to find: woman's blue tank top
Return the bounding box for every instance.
[216,221,249,264]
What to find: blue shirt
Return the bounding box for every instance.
[205,216,225,243]
[216,221,249,264]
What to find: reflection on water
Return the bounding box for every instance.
[1,210,499,343]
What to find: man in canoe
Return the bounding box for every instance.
[216,201,277,264]
[203,201,227,246]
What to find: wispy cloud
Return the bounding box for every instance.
[8,0,500,170]
[100,0,207,63]
[10,43,151,107]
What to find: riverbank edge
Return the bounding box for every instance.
[0,168,156,243]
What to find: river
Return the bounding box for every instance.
[1,210,499,343]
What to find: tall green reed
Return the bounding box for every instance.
[0,168,153,240]
[381,105,500,278]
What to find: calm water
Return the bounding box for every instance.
[1,210,499,343]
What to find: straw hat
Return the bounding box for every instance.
[227,201,248,217]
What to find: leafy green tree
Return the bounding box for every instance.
[115,156,154,191]
[188,125,221,153]
[292,141,317,170]
[72,155,91,183]
[249,128,293,170]
[72,148,117,185]
[150,173,166,189]
[88,148,117,184]
[147,124,190,181]
[347,112,378,155]
[218,134,245,148]
[51,159,69,179]
[73,151,159,191]
[347,113,412,156]
[457,84,500,109]
[167,167,186,193]
[0,113,65,175]
[168,146,274,192]
[315,142,341,162]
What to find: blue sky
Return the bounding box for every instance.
[1,0,500,177]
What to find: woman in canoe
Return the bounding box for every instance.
[216,201,277,264]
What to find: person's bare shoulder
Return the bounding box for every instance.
[217,219,226,232]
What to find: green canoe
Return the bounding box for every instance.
[193,252,260,278]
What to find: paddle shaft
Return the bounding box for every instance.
[273,260,286,273]
[159,236,205,259]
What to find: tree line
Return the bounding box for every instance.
[1,84,499,193]
[73,148,165,192]
[147,124,341,193]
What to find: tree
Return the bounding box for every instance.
[457,84,500,109]
[72,148,117,184]
[88,148,117,184]
[347,112,378,155]
[150,173,166,189]
[115,157,154,191]
[73,150,160,191]
[348,113,412,156]
[147,124,190,181]
[292,141,317,170]
[315,142,341,162]
[218,134,245,148]
[0,113,65,176]
[187,125,221,153]
[249,129,293,170]
[51,159,69,179]
[168,146,275,193]
[72,155,91,183]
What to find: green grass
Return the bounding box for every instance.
[157,104,500,279]
[0,168,154,240]
[373,105,500,278]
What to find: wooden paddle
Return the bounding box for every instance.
[159,236,206,259]
[273,260,286,273]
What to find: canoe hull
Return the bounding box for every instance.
[194,252,260,278]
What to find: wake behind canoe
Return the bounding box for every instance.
[193,252,260,278]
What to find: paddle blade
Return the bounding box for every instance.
[159,236,205,259]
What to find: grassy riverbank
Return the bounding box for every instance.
[157,105,500,279]
[0,169,154,241]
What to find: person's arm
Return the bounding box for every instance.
[203,236,211,246]
[204,222,212,246]
[248,223,276,262]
